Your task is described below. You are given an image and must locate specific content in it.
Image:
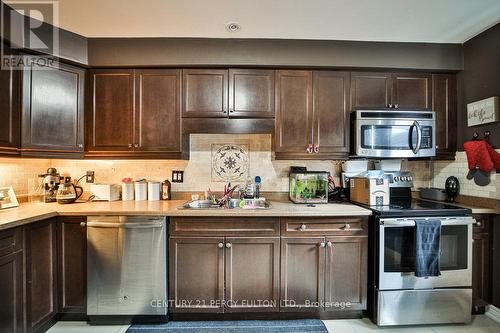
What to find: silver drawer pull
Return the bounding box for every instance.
[320,242,326,248]
[299,224,307,231]
[326,241,333,247]
[218,242,224,248]
[342,223,351,230]
[225,242,232,248]
[476,221,482,227]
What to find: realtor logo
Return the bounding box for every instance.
[1,0,59,69]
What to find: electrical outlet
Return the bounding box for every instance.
[172,170,184,183]
[86,171,95,183]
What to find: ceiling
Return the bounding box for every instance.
[49,0,500,42]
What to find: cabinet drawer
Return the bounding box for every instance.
[281,217,367,236]
[170,217,280,236]
[0,227,23,257]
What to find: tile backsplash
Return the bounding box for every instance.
[2,134,490,200]
[432,151,499,200]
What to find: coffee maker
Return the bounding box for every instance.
[38,168,61,202]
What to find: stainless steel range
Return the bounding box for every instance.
[363,171,474,326]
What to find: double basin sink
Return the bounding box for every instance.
[178,198,271,210]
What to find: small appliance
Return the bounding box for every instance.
[351,110,436,158]
[90,184,121,201]
[38,168,60,202]
[289,168,329,204]
[56,178,83,204]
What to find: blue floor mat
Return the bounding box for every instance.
[126,319,328,333]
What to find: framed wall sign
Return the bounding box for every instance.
[467,96,499,127]
[0,186,19,209]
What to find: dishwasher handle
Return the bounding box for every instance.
[86,221,164,228]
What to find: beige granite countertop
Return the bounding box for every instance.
[0,199,372,231]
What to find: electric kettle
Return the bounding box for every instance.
[56,178,83,204]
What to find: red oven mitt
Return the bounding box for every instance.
[463,140,494,172]
[485,141,500,171]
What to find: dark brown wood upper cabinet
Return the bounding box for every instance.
[350,72,431,110]
[57,217,86,317]
[170,237,225,313]
[88,69,184,158]
[280,237,325,311]
[228,69,275,118]
[183,69,228,118]
[392,73,431,110]
[324,237,367,311]
[21,57,85,157]
[26,219,57,333]
[135,69,182,153]
[313,71,350,156]
[275,70,313,156]
[432,74,457,159]
[275,70,349,159]
[0,46,20,156]
[225,237,280,312]
[350,72,392,109]
[87,69,135,152]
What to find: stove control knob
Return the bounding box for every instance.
[394,176,399,182]
[406,176,411,181]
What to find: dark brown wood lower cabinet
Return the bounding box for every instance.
[0,251,24,333]
[170,237,225,313]
[225,237,280,312]
[472,215,492,313]
[26,219,57,333]
[57,216,87,316]
[280,238,325,311]
[325,237,367,311]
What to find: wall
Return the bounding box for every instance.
[87,37,463,70]
[457,23,500,148]
[0,134,432,198]
[432,151,499,199]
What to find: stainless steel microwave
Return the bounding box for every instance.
[351,110,436,158]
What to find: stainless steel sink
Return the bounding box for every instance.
[177,198,271,210]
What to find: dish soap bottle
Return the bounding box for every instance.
[244,176,255,199]
[162,179,171,200]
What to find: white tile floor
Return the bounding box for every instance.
[46,315,500,333]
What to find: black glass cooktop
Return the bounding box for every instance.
[359,199,471,217]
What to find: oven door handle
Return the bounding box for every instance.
[410,120,422,154]
[382,219,476,227]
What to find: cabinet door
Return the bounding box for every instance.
[228,69,275,118]
[26,219,57,333]
[472,215,491,311]
[325,237,367,311]
[57,217,86,316]
[22,58,85,155]
[135,69,182,154]
[313,71,350,157]
[170,237,225,313]
[0,47,20,155]
[88,70,134,152]
[225,237,280,312]
[392,73,432,110]
[280,237,325,311]
[275,70,313,156]
[0,251,24,333]
[432,74,457,159]
[350,72,391,109]
[182,69,228,118]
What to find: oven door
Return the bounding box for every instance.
[379,216,474,290]
[354,111,436,158]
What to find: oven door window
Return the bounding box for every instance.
[384,225,468,272]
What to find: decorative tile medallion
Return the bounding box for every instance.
[211,144,249,182]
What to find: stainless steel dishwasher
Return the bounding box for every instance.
[86,216,167,317]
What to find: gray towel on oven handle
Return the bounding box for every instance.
[415,219,442,277]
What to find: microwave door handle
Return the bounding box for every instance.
[411,120,422,154]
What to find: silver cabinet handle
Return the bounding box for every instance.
[218,242,224,248]
[320,242,326,248]
[306,144,314,154]
[80,222,86,227]
[343,223,351,230]
[225,242,232,248]
[313,145,320,153]
[134,143,139,148]
[476,221,482,227]
[78,143,83,148]
[128,143,133,148]
[326,241,333,247]
[299,224,307,231]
